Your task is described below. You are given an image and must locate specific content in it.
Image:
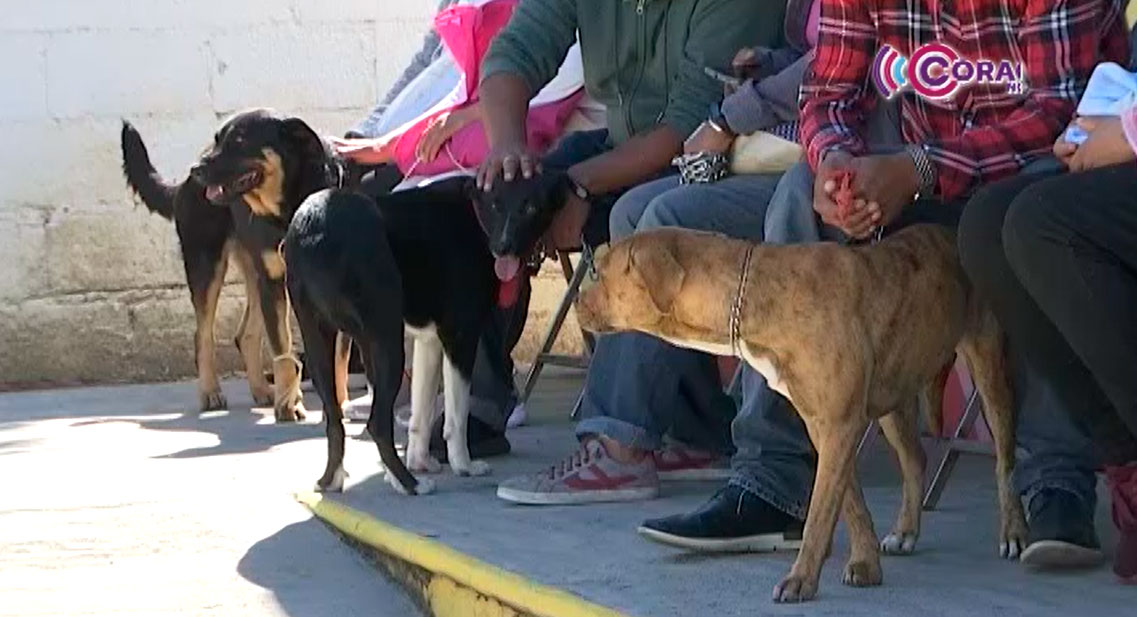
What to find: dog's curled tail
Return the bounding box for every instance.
[120,120,176,220]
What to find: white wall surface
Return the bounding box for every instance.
[0,0,437,386]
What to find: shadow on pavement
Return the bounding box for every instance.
[238,518,422,617]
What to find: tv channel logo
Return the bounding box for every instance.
[872,43,1024,101]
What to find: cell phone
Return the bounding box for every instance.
[1064,125,1089,145]
[704,66,742,89]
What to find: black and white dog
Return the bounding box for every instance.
[283,173,569,494]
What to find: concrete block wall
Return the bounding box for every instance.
[0,0,583,390]
[0,1,438,387]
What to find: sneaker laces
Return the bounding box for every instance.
[548,441,602,479]
[1106,464,1137,533]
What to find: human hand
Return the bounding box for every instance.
[1068,116,1135,172]
[415,106,478,163]
[814,150,862,231]
[327,135,395,165]
[1053,120,1079,167]
[731,47,765,81]
[846,152,921,235]
[476,139,539,191]
[684,122,735,155]
[544,185,588,250]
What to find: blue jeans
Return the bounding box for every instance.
[574,173,786,455]
[738,157,1101,520]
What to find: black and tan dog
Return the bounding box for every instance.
[576,226,1028,602]
[121,109,343,420]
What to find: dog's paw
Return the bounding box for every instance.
[1000,520,1028,560]
[275,402,307,423]
[250,386,274,407]
[842,558,883,587]
[407,451,443,474]
[384,472,435,496]
[315,466,348,493]
[772,573,818,603]
[200,390,228,412]
[880,531,919,555]
[451,459,491,477]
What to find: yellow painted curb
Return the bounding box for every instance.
[296,492,630,617]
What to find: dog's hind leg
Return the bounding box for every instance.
[959,310,1027,560]
[259,276,306,422]
[188,241,231,412]
[233,248,272,407]
[293,301,348,493]
[442,353,491,477]
[362,335,433,496]
[334,332,352,408]
[878,409,926,555]
[406,332,443,473]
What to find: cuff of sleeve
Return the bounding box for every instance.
[719,86,773,136]
[662,109,707,144]
[1122,106,1137,158]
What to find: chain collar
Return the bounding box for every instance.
[729,244,756,357]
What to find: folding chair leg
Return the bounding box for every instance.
[922,389,982,511]
[520,249,592,406]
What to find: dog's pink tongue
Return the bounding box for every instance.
[494,256,520,282]
[205,185,225,202]
[494,256,522,309]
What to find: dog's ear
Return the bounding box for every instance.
[281,117,326,161]
[628,234,686,314]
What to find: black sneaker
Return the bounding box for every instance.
[637,484,804,552]
[429,414,511,463]
[1020,488,1104,569]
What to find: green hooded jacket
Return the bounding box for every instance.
[481,0,787,145]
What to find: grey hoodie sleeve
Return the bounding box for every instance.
[719,50,811,136]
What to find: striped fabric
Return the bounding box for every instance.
[800,0,1128,201]
[768,120,800,142]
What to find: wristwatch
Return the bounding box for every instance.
[707,102,735,136]
[905,144,937,198]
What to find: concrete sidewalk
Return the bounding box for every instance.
[319,373,1130,617]
[0,380,419,617]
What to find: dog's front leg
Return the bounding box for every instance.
[442,354,491,477]
[839,470,883,587]
[774,416,869,603]
[406,334,443,473]
[259,278,305,422]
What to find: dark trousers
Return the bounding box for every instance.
[960,165,1137,467]
[997,164,1137,463]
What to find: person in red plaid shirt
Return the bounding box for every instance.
[638,0,1130,581]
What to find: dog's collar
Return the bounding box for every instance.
[729,244,755,357]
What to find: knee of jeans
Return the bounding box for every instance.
[637,194,694,232]
[609,194,642,241]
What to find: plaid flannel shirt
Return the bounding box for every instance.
[800,0,1128,201]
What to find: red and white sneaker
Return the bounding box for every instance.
[496,438,659,505]
[653,440,732,481]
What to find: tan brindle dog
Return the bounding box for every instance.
[575,225,1028,603]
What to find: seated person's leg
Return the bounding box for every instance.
[1003,166,1137,579]
[958,169,1106,568]
[639,161,817,551]
[497,172,786,505]
[609,176,682,241]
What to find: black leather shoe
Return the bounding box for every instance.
[1020,488,1103,569]
[638,484,804,552]
[429,414,511,463]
